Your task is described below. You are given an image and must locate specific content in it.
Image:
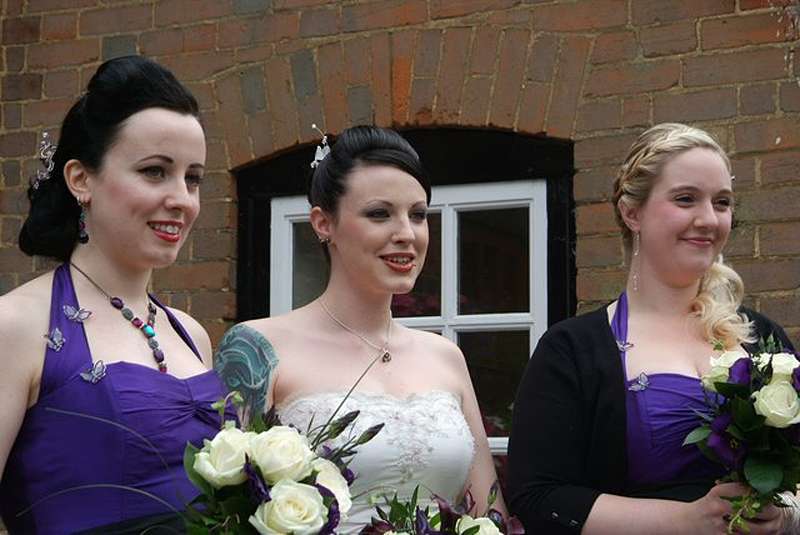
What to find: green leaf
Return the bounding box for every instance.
[183,442,214,497]
[732,397,764,432]
[462,525,481,535]
[744,456,784,495]
[716,382,751,399]
[683,426,712,446]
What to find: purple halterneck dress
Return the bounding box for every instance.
[612,292,725,499]
[0,264,233,533]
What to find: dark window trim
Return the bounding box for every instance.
[234,127,576,327]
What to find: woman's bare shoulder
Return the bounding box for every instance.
[0,272,54,339]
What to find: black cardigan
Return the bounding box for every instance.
[507,305,795,534]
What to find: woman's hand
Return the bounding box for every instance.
[686,482,785,535]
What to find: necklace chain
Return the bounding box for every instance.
[319,299,393,363]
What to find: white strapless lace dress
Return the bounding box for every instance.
[276,390,476,534]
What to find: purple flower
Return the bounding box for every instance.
[244,458,270,503]
[792,366,800,392]
[707,423,745,470]
[711,412,732,434]
[729,358,752,386]
[316,484,340,535]
[341,466,356,485]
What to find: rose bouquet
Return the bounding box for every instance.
[183,391,383,534]
[359,483,524,535]
[684,337,800,533]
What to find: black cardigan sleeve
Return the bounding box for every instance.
[507,320,604,534]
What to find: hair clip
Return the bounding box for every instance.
[310,123,330,169]
[31,132,57,190]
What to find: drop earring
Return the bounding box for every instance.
[631,231,640,292]
[78,199,89,244]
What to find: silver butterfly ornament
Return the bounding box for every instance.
[44,327,65,351]
[63,304,92,323]
[628,372,650,392]
[80,360,107,384]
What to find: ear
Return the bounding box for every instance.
[616,198,641,233]
[63,159,92,204]
[309,206,334,242]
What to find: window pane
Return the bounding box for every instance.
[392,212,441,318]
[458,208,529,314]
[459,330,529,437]
[292,221,327,309]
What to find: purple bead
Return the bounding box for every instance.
[132,318,143,328]
[110,297,124,309]
[153,349,165,363]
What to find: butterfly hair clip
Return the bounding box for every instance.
[31,131,57,190]
[44,327,65,352]
[310,123,330,169]
[80,360,107,384]
[63,304,92,323]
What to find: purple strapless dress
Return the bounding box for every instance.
[0,264,234,534]
[612,293,725,497]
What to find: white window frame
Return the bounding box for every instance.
[271,180,548,454]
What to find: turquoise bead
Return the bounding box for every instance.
[142,325,156,338]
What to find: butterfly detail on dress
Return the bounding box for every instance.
[628,372,650,392]
[63,304,92,323]
[44,327,65,351]
[80,360,107,384]
[616,340,634,352]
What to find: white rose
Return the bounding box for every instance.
[249,479,326,535]
[769,353,800,383]
[312,457,352,515]
[192,423,249,488]
[385,532,411,535]
[702,350,748,392]
[250,426,315,484]
[753,381,800,428]
[456,515,502,535]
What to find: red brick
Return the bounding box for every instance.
[154,261,231,291]
[576,202,619,235]
[198,171,235,200]
[430,0,516,19]
[487,7,531,24]
[342,0,427,33]
[654,87,737,123]
[781,81,800,112]
[470,26,500,75]
[730,156,756,189]
[761,150,800,185]
[622,95,651,128]
[548,35,591,138]
[190,290,236,320]
[735,118,800,153]
[489,28,530,127]
[2,73,42,101]
[23,97,72,127]
[390,30,415,125]
[2,16,40,45]
[460,76,491,126]
[577,268,626,301]
[414,29,442,78]
[531,0,627,31]
[585,60,680,98]
[741,83,777,116]
[735,186,800,221]
[702,13,786,50]
[27,0,96,12]
[4,0,23,16]
[574,166,616,202]
[0,187,26,215]
[640,20,697,58]
[684,48,787,87]
[186,82,214,111]
[3,103,21,129]
[368,34,391,127]
[1,217,22,246]
[632,0,734,25]
[732,259,800,292]
[80,5,152,35]
[516,81,549,134]
[0,131,36,157]
[217,12,299,48]
[409,77,435,124]
[575,132,639,168]
[761,221,800,256]
[344,37,371,86]
[28,39,99,69]
[215,73,251,168]
[724,224,754,258]
[576,99,620,133]
[265,56,299,151]
[577,235,623,268]
[760,295,800,329]
[274,0,330,7]
[235,45,273,64]
[160,51,234,81]
[194,200,235,230]
[183,23,217,53]
[591,30,638,65]
[155,0,230,27]
[41,12,76,41]
[299,5,340,38]
[434,27,470,123]
[526,33,558,83]
[0,246,32,272]
[318,42,348,134]
[192,229,235,260]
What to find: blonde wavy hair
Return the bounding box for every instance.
[611,123,754,348]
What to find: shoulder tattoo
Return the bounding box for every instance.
[214,323,279,419]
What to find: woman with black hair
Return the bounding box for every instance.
[0,56,233,533]
[215,125,507,533]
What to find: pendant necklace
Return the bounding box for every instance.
[70,262,168,373]
[319,299,393,363]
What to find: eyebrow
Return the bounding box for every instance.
[668,184,733,195]
[136,154,205,170]
[364,199,427,207]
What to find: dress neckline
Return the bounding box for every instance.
[276,389,461,414]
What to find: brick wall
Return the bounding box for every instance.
[0,0,798,345]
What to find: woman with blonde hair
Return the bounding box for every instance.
[508,123,795,534]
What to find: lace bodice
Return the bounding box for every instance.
[277,390,476,534]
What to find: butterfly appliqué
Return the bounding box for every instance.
[80,360,107,384]
[616,340,634,352]
[63,304,92,323]
[44,327,65,351]
[628,372,650,392]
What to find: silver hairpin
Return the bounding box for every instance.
[310,123,330,169]
[31,132,57,190]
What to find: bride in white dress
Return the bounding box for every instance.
[215,126,506,533]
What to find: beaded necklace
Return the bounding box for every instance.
[70,262,168,373]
